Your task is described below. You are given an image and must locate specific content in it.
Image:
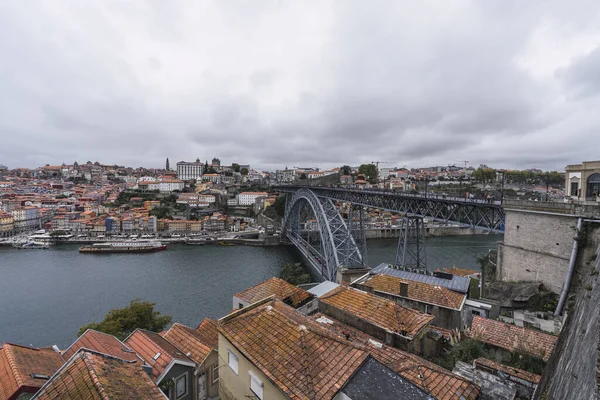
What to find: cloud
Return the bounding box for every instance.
[0,0,599,171]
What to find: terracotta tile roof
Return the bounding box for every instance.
[62,330,141,363]
[235,277,313,308]
[474,357,541,384]
[219,300,369,399]
[311,313,479,400]
[124,329,194,382]
[162,323,213,365]
[195,318,219,349]
[0,343,64,399]
[361,274,466,311]
[470,316,557,361]
[442,267,480,277]
[320,286,434,338]
[33,349,167,400]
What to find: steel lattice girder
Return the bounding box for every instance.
[277,186,505,232]
[281,188,364,281]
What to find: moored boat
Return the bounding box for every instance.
[185,237,206,245]
[79,241,167,253]
[13,241,50,250]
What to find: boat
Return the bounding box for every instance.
[185,237,206,245]
[13,241,50,250]
[79,241,167,253]
[217,241,234,246]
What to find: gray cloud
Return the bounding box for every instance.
[1,0,599,171]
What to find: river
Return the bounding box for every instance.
[0,234,501,348]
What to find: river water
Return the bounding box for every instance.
[0,235,501,348]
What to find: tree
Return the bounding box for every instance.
[241,167,249,175]
[341,165,352,175]
[299,173,307,180]
[274,196,286,216]
[78,299,172,340]
[149,206,172,219]
[358,164,378,184]
[231,163,241,173]
[280,263,312,285]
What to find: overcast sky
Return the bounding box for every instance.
[1,1,599,171]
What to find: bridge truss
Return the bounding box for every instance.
[278,186,505,232]
[281,188,365,281]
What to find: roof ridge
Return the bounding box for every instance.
[81,352,111,400]
[297,327,317,399]
[168,323,212,354]
[4,344,25,387]
[135,329,171,360]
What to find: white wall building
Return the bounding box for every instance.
[158,180,185,192]
[177,161,203,181]
[238,192,269,206]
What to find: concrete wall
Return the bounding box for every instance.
[218,333,287,400]
[496,209,578,293]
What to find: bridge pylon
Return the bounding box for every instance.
[396,216,427,269]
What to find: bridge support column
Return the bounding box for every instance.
[396,216,427,269]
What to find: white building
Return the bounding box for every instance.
[227,198,238,206]
[158,180,185,192]
[176,161,203,181]
[276,168,296,183]
[202,173,221,184]
[238,192,269,206]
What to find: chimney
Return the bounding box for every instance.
[399,282,408,297]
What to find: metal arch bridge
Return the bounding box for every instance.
[277,185,505,232]
[278,185,505,281]
[281,188,365,281]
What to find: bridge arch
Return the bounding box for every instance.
[282,188,364,281]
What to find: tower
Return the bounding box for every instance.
[165,158,170,171]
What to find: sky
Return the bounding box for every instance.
[1,1,599,172]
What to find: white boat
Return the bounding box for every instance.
[13,241,50,250]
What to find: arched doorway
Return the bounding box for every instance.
[587,173,600,200]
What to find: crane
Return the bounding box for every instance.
[455,160,469,169]
[371,161,394,169]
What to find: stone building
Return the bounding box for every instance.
[565,160,600,201]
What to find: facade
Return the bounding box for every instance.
[238,192,268,206]
[177,161,204,181]
[202,174,221,184]
[565,160,600,201]
[0,212,14,236]
[275,168,296,183]
[159,180,185,193]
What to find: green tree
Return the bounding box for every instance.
[274,196,286,216]
[241,167,249,175]
[78,299,172,340]
[149,206,172,219]
[280,263,312,285]
[299,173,307,180]
[231,163,241,173]
[358,164,378,184]
[341,165,352,175]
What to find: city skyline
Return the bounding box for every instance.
[1,1,599,170]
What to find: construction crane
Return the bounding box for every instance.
[455,160,469,169]
[371,161,394,169]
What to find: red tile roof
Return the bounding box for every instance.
[311,313,479,400]
[470,316,557,361]
[320,286,434,338]
[162,323,213,365]
[235,277,313,308]
[34,349,167,399]
[124,329,194,382]
[442,267,480,277]
[219,300,369,399]
[0,343,64,399]
[474,357,541,384]
[361,274,466,310]
[195,318,219,349]
[62,330,141,363]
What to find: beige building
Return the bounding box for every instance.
[565,160,600,201]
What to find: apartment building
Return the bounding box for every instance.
[177,161,203,181]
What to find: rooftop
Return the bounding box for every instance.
[320,286,434,337]
[359,273,466,310]
[0,343,64,399]
[311,313,479,400]
[124,329,194,382]
[162,323,213,365]
[470,316,557,361]
[33,349,167,400]
[219,299,369,399]
[195,318,219,349]
[234,277,313,308]
[474,357,541,384]
[62,329,140,363]
[371,263,471,293]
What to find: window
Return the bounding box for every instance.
[227,349,239,375]
[175,373,187,399]
[249,371,264,399]
[571,182,579,197]
[212,364,219,383]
